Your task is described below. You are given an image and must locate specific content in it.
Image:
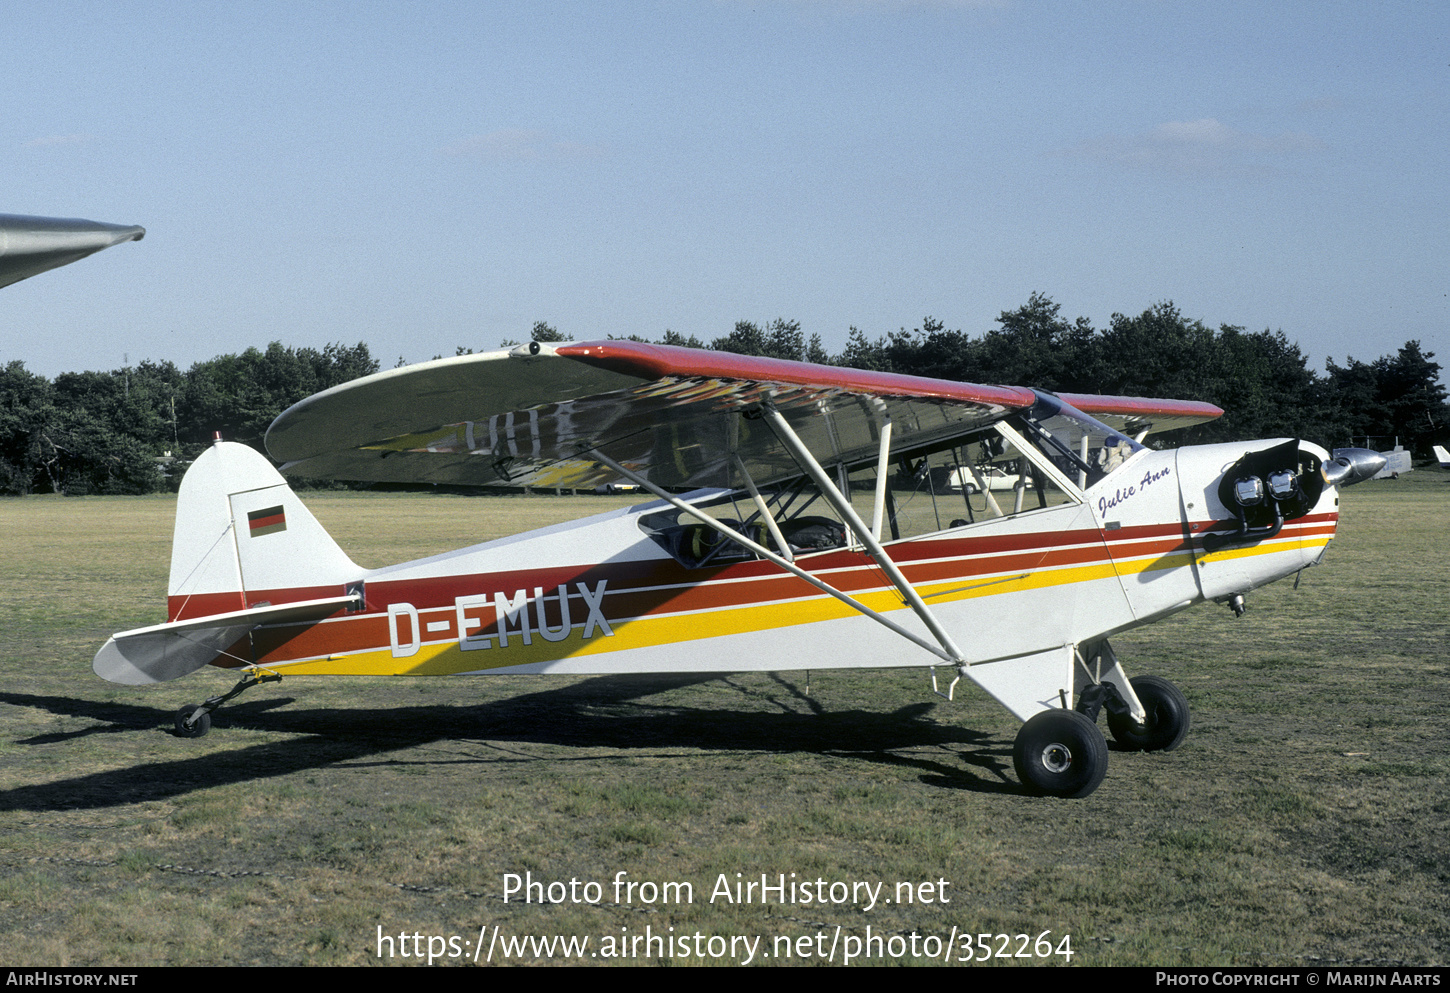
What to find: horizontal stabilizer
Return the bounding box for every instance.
[93,594,358,685]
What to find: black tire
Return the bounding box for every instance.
[1013,709,1109,798]
[1106,675,1190,752]
[174,705,211,738]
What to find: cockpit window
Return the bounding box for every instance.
[638,485,848,569]
[637,394,1137,569]
[882,433,1077,537]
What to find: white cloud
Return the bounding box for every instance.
[1057,118,1325,176]
[1153,118,1323,154]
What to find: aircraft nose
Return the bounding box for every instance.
[1323,448,1386,487]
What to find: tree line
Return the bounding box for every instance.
[0,342,377,495]
[2,297,1444,495]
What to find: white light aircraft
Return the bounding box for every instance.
[93,340,1386,798]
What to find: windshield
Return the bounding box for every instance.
[1009,392,1144,490]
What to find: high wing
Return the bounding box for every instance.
[1057,392,1225,437]
[0,214,146,289]
[266,339,1222,490]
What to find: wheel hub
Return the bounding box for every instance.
[1040,742,1072,773]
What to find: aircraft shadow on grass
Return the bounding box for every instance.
[0,673,1014,813]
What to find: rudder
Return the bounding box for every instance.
[168,441,361,621]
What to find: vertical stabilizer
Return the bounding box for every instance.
[168,442,361,621]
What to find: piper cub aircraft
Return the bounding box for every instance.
[94,340,1385,798]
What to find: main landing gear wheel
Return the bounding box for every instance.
[174,704,211,738]
[1106,675,1190,752]
[1013,709,1108,799]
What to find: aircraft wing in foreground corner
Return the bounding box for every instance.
[0,214,145,289]
[96,339,1385,799]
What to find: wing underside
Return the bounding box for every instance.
[265,340,1221,490]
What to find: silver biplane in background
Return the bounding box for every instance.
[94,340,1385,798]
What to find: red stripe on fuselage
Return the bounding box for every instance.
[239,524,1126,663]
[209,510,1341,666]
[168,591,247,623]
[167,583,349,622]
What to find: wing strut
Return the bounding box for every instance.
[760,406,967,666]
[732,454,795,564]
[585,447,957,663]
[869,403,892,541]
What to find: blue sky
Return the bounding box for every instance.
[5,0,1446,383]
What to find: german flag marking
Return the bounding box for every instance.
[248,505,287,537]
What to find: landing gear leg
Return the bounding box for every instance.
[173,670,283,738]
[1074,641,1192,751]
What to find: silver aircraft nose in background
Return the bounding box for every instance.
[0,214,145,290]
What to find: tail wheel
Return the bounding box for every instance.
[1106,675,1190,752]
[174,705,211,738]
[1013,709,1109,799]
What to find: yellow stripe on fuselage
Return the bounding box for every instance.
[261,531,1329,678]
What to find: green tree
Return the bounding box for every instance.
[499,320,572,348]
[711,320,768,357]
[47,368,173,494]
[1098,303,1217,400]
[660,329,706,349]
[711,318,818,362]
[0,361,55,494]
[180,342,377,454]
[1199,326,1325,445]
[1324,341,1448,455]
[836,326,893,372]
[978,294,1100,391]
[530,320,571,342]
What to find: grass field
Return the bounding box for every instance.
[1,473,1447,967]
